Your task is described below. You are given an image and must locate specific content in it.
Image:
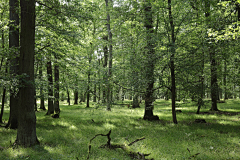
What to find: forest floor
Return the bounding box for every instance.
[0,99,240,160]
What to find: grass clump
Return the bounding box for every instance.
[0,99,240,160]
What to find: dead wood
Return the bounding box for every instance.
[87,130,153,160]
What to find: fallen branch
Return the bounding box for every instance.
[87,130,153,160]
[87,130,111,160]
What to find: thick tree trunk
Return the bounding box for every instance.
[46,61,54,115]
[6,0,19,129]
[142,1,158,121]
[16,0,38,146]
[54,63,60,113]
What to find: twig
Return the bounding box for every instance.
[128,137,145,146]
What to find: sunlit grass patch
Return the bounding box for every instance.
[0,99,240,160]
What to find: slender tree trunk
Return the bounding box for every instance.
[102,35,108,103]
[0,21,5,124]
[168,0,177,124]
[39,60,46,110]
[67,88,70,105]
[223,60,228,100]
[74,90,78,105]
[105,0,113,111]
[98,59,101,102]
[54,63,60,113]
[16,0,38,146]
[93,73,97,102]
[0,87,6,124]
[205,0,218,111]
[46,61,54,115]
[0,61,7,124]
[210,50,218,111]
[132,94,140,108]
[86,53,91,108]
[6,0,19,129]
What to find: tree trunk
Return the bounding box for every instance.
[210,51,218,111]
[74,90,78,105]
[67,89,70,105]
[168,0,177,124]
[223,60,228,100]
[132,94,140,108]
[86,54,91,107]
[16,0,38,146]
[54,63,60,113]
[34,87,37,111]
[105,0,113,111]
[142,0,158,121]
[0,19,6,124]
[39,60,46,110]
[205,0,218,111]
[93,73,97,102]
[98,59,101,102]
[46,61,54,115]
[102,35,108,103]
[6,0,19,129]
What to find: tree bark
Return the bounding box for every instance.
[46,61,54,115]
[142,0,158,121]
[67,88,70,105]
[86,52,91,108]
[204,0,218,111]
[93,73,97,102]
[0,87,6,124]
[168,0,178,124]
[39,60,46,110]
[74,90,78,105]
[16,0,38,146]
[6,0,19,129]
[132,94,140,108]
[54,62,60,113]
[0,20,6,124]
[105,0,113,111]
[223,60,228,100]
[102,35,108,103]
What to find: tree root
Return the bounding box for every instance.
[87,130,153,160]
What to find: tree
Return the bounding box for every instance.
[6,0,19,129]
[142,0,158,120]
[168,0,177,124]
[16,0,38,146]
[105,0,113,111]
[54,60,60,114]
[204,0,218,111]
[46,60,54,115]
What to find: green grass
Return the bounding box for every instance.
[0,99,240,160]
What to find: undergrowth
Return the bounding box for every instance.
[0,99,239,160]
